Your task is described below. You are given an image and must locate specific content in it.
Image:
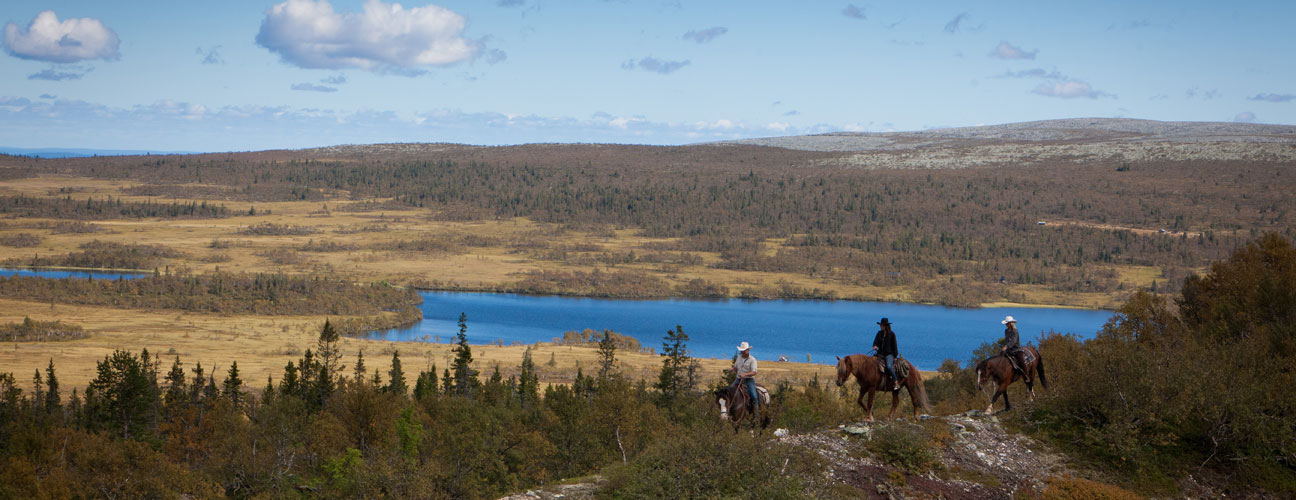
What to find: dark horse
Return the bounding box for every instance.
[976,345,1048,413]
[714,381,771,433]
[834,354,930,421]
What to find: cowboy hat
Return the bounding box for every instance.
[1001,316,1017,324]
[876,318,892,326]
[736,341,752,351]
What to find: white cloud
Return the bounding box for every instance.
[255,0,479,73]
[291,82,338,92]
[3,11,120,63]
[1233,111,1256,123]
[0,95,868,151]
[197,46,225,65]
[682,27,727,43]
[1032,80,1114,99]
[1248,93,1295,103]
[995,68,1064,79]
[842,4,866,20]
[1185,87,1220,100]
[944,13,969,33]
[28,67,90,81]
[621,57,689,74]
[989,41,1036,60]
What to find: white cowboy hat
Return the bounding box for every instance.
[1001,316,1017,324]
[736,341,752,351]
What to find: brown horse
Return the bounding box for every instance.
[715,381,771,433]
[834,354,930,421]
[976,345,1048,413]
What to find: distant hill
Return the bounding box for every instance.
[0,147,200,158]
[712,117,1296,152]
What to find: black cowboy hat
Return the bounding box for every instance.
[877,318,892,326]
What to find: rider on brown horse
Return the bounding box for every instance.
[872,318,900,391]
[1000,316,1031,384]
[733,341,759,413]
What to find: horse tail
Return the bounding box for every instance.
[908,362,931,413]
[1034,348,1049,390]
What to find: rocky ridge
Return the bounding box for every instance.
[496,412,1117,500]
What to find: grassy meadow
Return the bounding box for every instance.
[0,173,1173,389]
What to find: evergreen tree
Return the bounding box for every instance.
[204,374,218,402]
[44,359,60,416]
[163,356,186,410]
[386,351,408,397]
[280,360,300,399]
[314,321,343,405]
[413,365,437,400]
[655,325,695,404]
[451,312,478,398]
[189,362,206,405]
[88,349,159,439]
[32,369,44,414]
[597,330,618,379]
[353,350,367,382]
[262,375,276,407]
[223,361,244,406]
[518,348,539,408]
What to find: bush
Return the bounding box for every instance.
[601,424,826,499]
[865,422,939,474]
[238,222,317,236]
[0,233,41,248]
[1020,233,1296,495]
[775,378,854,432]
[1042,476,1143,500]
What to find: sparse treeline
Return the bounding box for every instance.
[0,271,422,333]
[0,194,231,219]
[0,317,85,342]
[16,151,1294,304]
[0,321,838,499]
[7,240,185,269]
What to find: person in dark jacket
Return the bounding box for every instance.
[1000,316,1030,383]
[872,318,900,391]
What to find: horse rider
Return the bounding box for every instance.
[734,341,759,413]
[872,318,900,391]
[1000,316,1031,383]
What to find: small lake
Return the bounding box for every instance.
[3,268,1114,369]
[0,268,148,280]
[382,292,1115,370]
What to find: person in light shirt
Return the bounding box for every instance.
[733,341,759,413]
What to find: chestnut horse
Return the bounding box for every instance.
[715,381,771,433]
[976,345,1048,413]
[834,354,930,421]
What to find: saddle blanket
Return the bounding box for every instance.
[875,356,911,380]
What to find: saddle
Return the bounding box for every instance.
[728,380,771,406]
[874,355,910,381]
[1004,348,1034,371]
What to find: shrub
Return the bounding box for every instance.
[601,424,826,499]
[1042,476,1143,500]
[1020,233,1296,495]
[0,233,41,247]
[865,422,939,474]
[238,222,317,236]
[0,317,86,342]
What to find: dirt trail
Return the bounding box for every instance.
[1049,219,1205,238]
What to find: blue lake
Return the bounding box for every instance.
[0,268,148,280]
[2,267,1113,369]
[381,292,1114,370]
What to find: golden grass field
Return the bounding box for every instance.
[0,174,1130,390]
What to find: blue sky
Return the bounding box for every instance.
[2,0,1293,152]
